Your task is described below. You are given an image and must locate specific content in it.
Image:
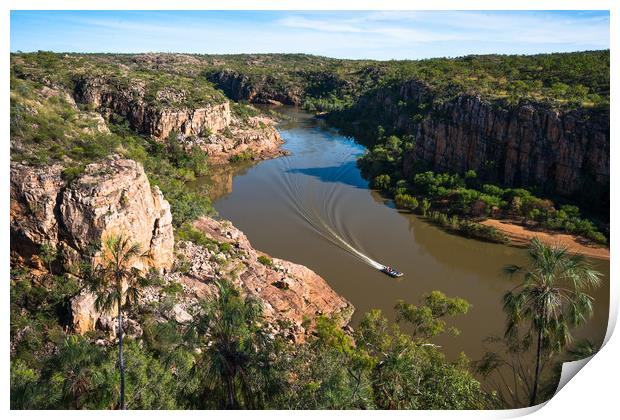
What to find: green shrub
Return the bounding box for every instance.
[373,174,391,190]
[395,193,419,212]
[257,255,273,267]
[229,151,253,163]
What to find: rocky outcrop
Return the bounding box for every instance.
[60,158,174,270]
[10,157,174,272]
[73,76,232,140]
[181,115,286,164]
[342,80,610,206]
[163,217,353,341]
[209,70,302,105]
[11,157,176,335]
[72,76,285,162]
[11,158,351,339]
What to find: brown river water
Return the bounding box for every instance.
[197,107,610,365]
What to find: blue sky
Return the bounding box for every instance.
[10,10,610,59]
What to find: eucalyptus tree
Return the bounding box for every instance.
[502,238,601,406]
[87,234,150,409]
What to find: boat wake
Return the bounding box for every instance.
[278,150,386,272]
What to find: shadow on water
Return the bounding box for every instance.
[286,163,368,190]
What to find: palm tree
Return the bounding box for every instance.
[192,279,264,409]
[503,238,601,406]
[87,234,149,409]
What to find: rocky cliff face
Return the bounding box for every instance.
[72,76,284,162]
[73,76,232,140]
[10,157,175,272]
[345,80,610,205]
[209,70,302,105]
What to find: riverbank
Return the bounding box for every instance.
[480,219,610,260]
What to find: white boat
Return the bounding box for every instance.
[380,266,404,278]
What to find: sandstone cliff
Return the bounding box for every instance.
[340,79,610,208]
[73,75,284,162]
[11,157,174,273]
[11,157,176,334]
[209,69,302,105]
[73,76,232,140]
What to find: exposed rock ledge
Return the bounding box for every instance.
[164,217,354,340]
[73,75,286,163]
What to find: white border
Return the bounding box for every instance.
[2,1,616,419]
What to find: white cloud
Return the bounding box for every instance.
[276,11,609,47]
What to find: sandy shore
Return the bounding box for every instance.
[480,219,609,260]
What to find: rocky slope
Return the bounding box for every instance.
[179,115,285,164]
[10,157,352,340]
[175,217,353,340]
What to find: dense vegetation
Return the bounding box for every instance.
[51,50,609,112]
[195,50,610,111]
[11,257,493,409]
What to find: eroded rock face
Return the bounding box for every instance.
[60,159,174,270]
[10,163,65,266]
[11,157,175,334]
[209,69,302,105]
[188,116,286,164]
[163,217,354,341]
[406,95,610,199]
[72,76,284,162]
[73,76,232,141]
[11,157,174,272]
[346,79,609,206]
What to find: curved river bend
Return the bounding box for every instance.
[200,107,609,362]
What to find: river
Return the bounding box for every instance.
[200,107,610,364]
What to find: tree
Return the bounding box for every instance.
[87,234,150,409]
[354,305,488,409]
[191,279,269,409]
[420,199,431,216]
[395,291,470,340]
[39,242,58,275]
[372,174,391,190]
[502,238,601,406]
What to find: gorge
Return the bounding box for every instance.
[10,50,610,409]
